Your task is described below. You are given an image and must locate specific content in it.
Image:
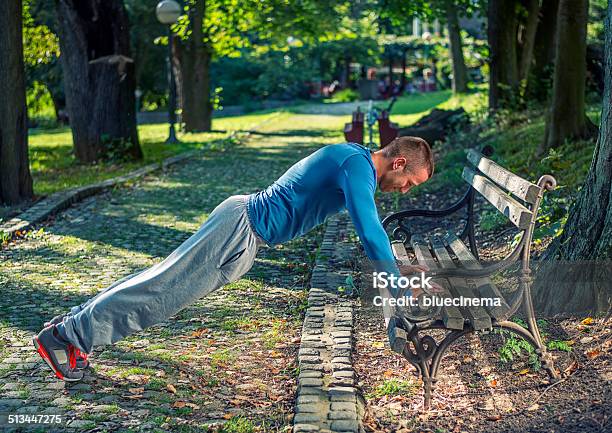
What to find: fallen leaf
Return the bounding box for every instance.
[172,401,186,408]
[223,413,235,420]
[489,379,498,387]
[167,384,177,393]
[487,414,502,421]
[518,369,530,375]
[579,337,593,344]
[527,403,540,411]
[129,387,144,394]
[372,341,385,349]
[564,360,579,375]
[581,317,593,325]
[191,328,208,338]
[383,370,394,378]
[585,348,601,360]
[185,402,200,409]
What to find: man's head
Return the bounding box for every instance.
[372,136,434,193]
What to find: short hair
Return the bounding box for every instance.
[381,136,434,178]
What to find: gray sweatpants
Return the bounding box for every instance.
[56,195,266,353]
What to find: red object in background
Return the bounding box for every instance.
[344,109,364,144]
[378,110,399,148]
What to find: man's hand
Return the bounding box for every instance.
[398,262,445,298]
[411,281,445,299]
[398,262,430,276]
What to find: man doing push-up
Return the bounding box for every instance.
[33,136,434,381]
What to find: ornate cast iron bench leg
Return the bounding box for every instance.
[399,322,471,409]
[523,277,560,380]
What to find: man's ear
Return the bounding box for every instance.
[393,157,407,171]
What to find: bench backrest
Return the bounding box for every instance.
[462,149,555,231]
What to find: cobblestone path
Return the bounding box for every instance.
[0,112,344,432]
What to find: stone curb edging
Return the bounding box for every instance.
[294,214,365,433]
[0,150,201,241]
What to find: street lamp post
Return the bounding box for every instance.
[421,31,433,92]
[156,0,181,144]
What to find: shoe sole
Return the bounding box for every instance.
[32,337,81,382]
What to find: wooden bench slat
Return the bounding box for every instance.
[409,235,465,330]
[391,241,410,265]
[462,166,533,229]
[430,235,492,330]
[444,233,511,321]
[387,316,408,354]
[467,149,541,204]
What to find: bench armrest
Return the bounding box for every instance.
[382,188,471,229]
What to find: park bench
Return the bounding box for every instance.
[343,98,398,147]
[377,110,399,147]
[380,147,560,408]
[343,108,364,144]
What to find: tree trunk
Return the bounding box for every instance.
[174,0,212,132]
[488,0,520,110]
[55,0,141,163]
[341,56,352,89]
[540,0,597,154]
[518,0,541,81]
[446,3,469,93]
[400,51,407,94]
[534,0,612,314]
[388,55,393,95]
[526,0,559,101]
[0,0,34,205]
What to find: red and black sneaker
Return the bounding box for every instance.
[32,325,84,382]
[73,347,90,369]
[42,314,90,369]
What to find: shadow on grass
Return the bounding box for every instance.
[244,129,338,138]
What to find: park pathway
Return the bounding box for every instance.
[0,111,345,432]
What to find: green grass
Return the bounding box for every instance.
[367,378,419,399]
[27,111,281,196]
[220,416,255,433]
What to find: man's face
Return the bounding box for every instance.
[378,158,430,194]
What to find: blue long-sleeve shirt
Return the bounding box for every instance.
[247,143,400,278]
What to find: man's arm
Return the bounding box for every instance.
[337,155,403,297]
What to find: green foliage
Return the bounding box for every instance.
[533,193,570,244]
[547,340,573,352]
[328,88,359,103]
[588,0,608,44]
[22,1,59,67]
[0,231,10,246]
[170,0,346,56]
[368,378,419,398]
[220,416,255,433]
[496,332,541,370]
[26,81,55,121]
[479,209,508,231]
[99,135,136,164]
